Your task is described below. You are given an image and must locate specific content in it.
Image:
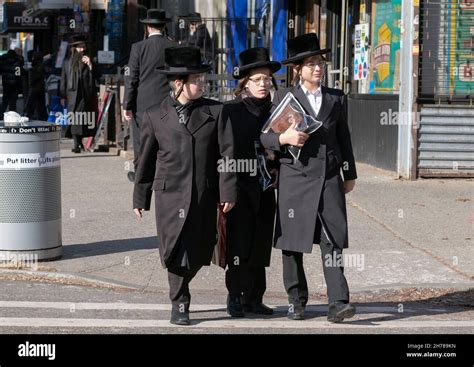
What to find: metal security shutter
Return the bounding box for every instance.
[418,106,474,177]
[418,0,474,102]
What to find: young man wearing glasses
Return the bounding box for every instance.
[260,33,358,323]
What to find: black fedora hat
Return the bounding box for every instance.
[140,9,171,24]
[282,33,330,65]
[68,34,88,46]
[233,47,281,79]
[156,46,212,75]
[187,12,202,22]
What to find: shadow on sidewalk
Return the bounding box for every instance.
[61,236,158,260]
[190,289,473,325]
[317,289,472,324]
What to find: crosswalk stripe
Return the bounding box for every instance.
[0,317,472,329]
[0,301,438,313]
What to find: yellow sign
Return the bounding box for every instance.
[375,23,391,82]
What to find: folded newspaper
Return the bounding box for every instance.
[262,92,323,160]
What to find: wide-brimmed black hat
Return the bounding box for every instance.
[68,34,88,46]
[140,9,171,24]
[282,33,330,65]
[156,46,212,75]
[187,12,202,22]
[233,47,281,79]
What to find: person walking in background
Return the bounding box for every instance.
[261,33,358,322]
[133,46,237,326]
[0,49,24,114]
[60,34,98,153]
[222,47,280,318]
[185,12,214,65]
[25,52,48,121]
[123,9,175,182]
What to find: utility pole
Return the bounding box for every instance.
[397,0,418,179]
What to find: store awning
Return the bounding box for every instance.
[0,2,51,33]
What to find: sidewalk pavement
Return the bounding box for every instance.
[1,138,472,303]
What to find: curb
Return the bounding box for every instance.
[0,268,137,291]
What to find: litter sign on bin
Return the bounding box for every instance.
[0,152,60,169]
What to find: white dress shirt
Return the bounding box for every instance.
[148,32,162,37]
[300,83,322,117]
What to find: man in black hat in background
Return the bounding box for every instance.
[123,9,176,182]
[185,12,214,65]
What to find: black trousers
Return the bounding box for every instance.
[282,228,349,307]
[167,266,202,312]
[73,135,83,149]
[225,265,266,305]
[131,111,143,171]
[25,90,48,121]
[1,85,18,113]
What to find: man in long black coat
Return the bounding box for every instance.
[185,12,214,64]
[133,46,237,326]
[123,9,175,181]
[60,35,98,152]
[261,33,358,323]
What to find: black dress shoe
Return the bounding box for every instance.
[243,302,274,315]
[71,148,81,153]
[327,302,356,323]
[227,294,244,318]
[127,171,135,182]
[170,309,190,326]
[287,306,305,320]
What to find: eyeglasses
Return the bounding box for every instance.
[248,76,273,85]
[303,62,325,71]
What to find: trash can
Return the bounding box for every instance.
[0,120,62,262]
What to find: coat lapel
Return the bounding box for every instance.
[293,84,314,118]
[187,102,213,135]
[161,97,191,135]
[294,84,334,123]
[316,86,334,123]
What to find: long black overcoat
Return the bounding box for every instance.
[222,97,276,268]
[260,85,357,252]
[133,96,237,269]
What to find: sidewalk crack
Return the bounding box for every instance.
[348,199,474,282]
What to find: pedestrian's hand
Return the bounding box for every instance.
[123,110,133,121]
[279,119,309,147]
[221,202,235,213]
[134,208,143,218]
[82,55,92,68]
[343,179,356,194]
[60,99,66,107]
